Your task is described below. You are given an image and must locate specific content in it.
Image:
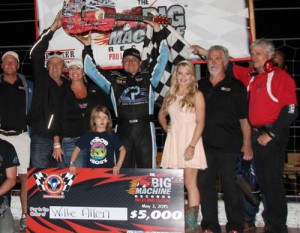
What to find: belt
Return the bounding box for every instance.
[0,129,26,136]
[117,115,153,124]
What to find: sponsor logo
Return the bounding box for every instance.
[220,86,231,92]
[127,175,172,203]
[288,104,295,114]
[33,172,76,199]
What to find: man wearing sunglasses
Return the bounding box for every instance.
[27,11,69,169]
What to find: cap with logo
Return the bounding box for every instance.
[123,48,141,61]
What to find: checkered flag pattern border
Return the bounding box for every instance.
[33,172,47,191]
[61,172,77,192]
[141,25,194,106]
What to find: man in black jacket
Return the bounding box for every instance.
[28,11,69,168]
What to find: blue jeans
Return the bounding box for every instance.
[30,135,56,168]
[0,197,14,233]
[244,192,269,224]
[57,137,87,168]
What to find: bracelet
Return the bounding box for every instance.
[53,142,61,148]
[189,145,195,149]
[53,142,61,149]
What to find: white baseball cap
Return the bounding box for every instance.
[67,58,83,69]
[2,51,19,63]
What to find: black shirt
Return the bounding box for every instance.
[198,75,248,153]
[0,76,27,131]
[0,139,20,197]
[57,83,112,138]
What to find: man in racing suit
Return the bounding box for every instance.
[76,21,169,168]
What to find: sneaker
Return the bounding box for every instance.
[243,221,256,232]
[20,214,27,230]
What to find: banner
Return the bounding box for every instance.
[27,168,184,232]
[35,0,252,68]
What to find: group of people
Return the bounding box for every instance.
[0,10,298,233]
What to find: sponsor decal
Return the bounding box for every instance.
[128,175,172,203]
[33,172,77,199]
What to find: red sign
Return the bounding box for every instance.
[27,168,184,232]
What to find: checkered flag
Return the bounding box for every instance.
[141,25,194,106]
[33,172,47,191]
[61,172,77,192]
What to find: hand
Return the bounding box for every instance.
[163,122,171,133]
[69,164,76,175]
[257,132,272,146]
[74,31,92,46]
[143,20,160,32]
[50,10,63,32]
[242,144,253,161]
[184,146,195,161]
[190,45,208,57]
[53,147,63,162]
[113,165,121,175]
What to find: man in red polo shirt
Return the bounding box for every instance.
[192,39,298,233]
[229,39,298,233]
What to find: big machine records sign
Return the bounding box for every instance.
[27,168,184,232]
[35,0,252,68]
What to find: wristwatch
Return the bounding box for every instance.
[70,161,75,165]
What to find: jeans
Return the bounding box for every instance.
[0,197,14,233]
[57,137,87,168]
[30,135,56,168]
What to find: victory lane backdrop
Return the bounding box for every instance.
[27,168,184,232]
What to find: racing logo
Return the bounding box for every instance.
[33,172,76,199]
[118,86,148,105]
[127,176,172,203]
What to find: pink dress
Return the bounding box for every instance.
[160,96,207,169]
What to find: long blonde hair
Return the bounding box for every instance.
[90,105,113,132]
[162,60,197,113]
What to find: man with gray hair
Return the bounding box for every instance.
[193,39,298,233]
[27,10,69,168]
[229,38,298,233]
[192,45,252,233]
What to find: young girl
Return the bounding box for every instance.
[158,60,207,232]
[69,105,126,175]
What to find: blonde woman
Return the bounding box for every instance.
[158,60,207,232]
